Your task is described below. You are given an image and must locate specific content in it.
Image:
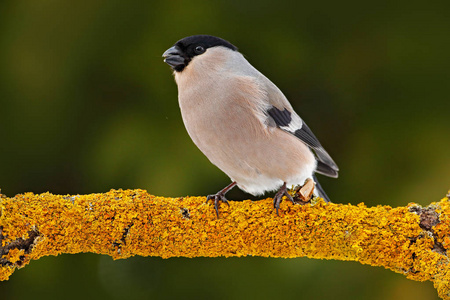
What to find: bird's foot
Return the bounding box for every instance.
[206,192,230,218]
[273,182,295,215]
[206,182,237,218]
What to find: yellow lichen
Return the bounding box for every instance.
[0,189,449,298]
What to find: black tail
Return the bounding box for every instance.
[313,175,331,203]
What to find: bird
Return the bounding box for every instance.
[162,35,338,217]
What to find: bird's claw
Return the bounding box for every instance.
[206,182,236,218]
[206,193,229,218]
[273,182,295,216]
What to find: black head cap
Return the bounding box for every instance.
[163,35,238,72]
[175,35,238,55]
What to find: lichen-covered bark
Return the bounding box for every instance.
[1,190,449,298]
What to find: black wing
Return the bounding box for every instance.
[267,106,339,178]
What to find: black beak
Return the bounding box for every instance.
[162,46,185,69]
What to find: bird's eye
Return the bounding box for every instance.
[194,45,205,54]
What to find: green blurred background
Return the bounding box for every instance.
[1,0,449,299]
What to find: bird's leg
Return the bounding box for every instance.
[206,181,237,218]
[273,182,295,215]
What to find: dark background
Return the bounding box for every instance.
[1,1,449,299]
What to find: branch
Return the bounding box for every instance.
[1,189,449,298]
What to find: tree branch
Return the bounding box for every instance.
[1,189,449,298]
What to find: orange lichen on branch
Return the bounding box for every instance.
[0,189,449,298]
